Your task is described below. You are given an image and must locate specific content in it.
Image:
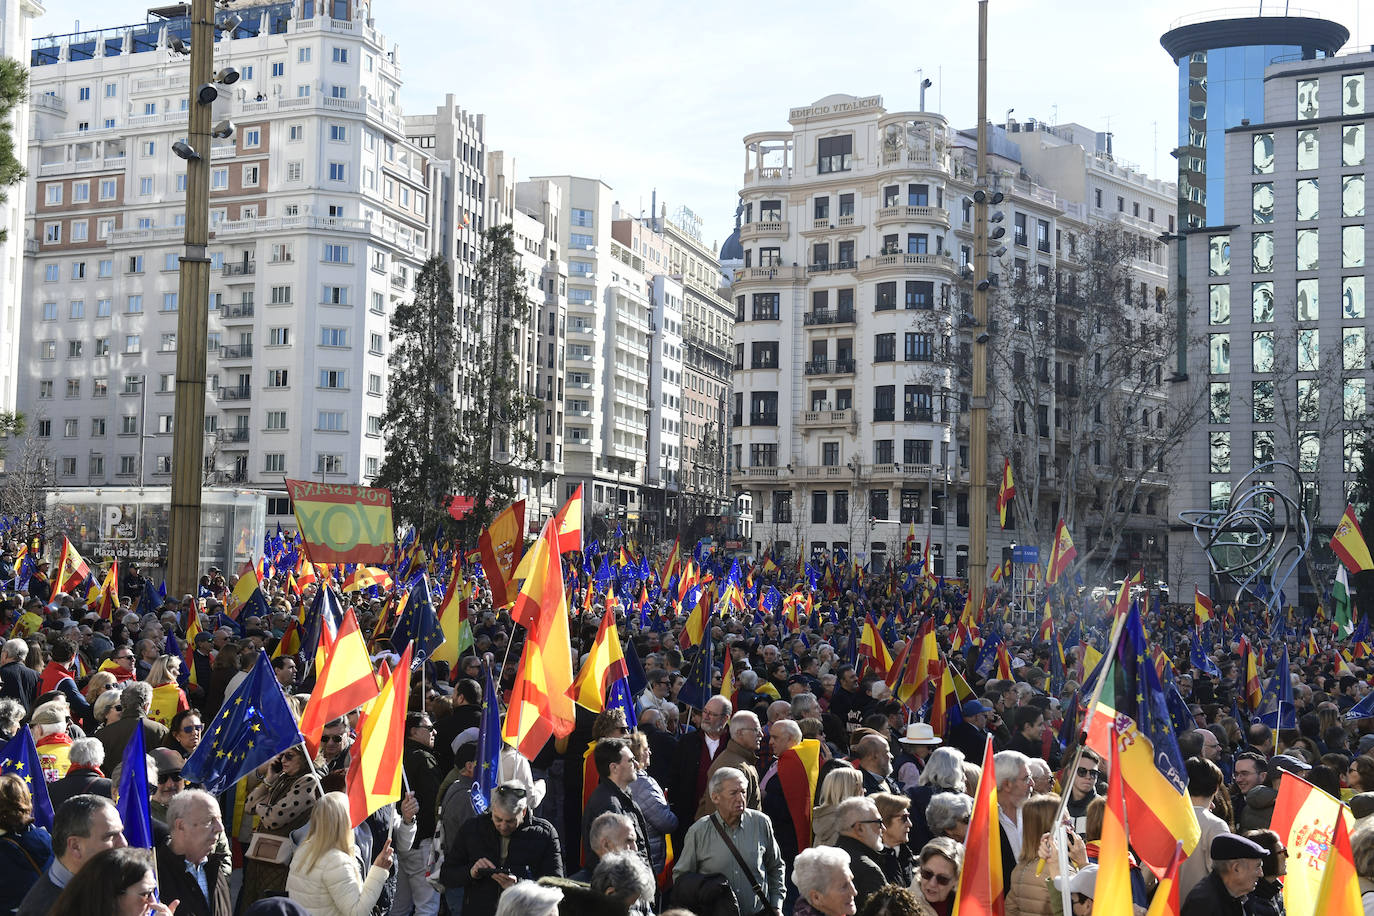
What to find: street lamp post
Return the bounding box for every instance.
[166,0,213,596]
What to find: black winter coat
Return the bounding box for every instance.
[441,812,564,916]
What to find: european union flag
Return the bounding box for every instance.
[116,723,154,848]
[595,554,613,590]
[391,575,444,661]
[624,639,648,698]
[157,580,167,604]
[470,662,501,816]
[677,621,714,709]
[136,583,159,620]
[608,678,638,730]
[182,651,303,795]
[0,728,52,828]
[1346,690,1374,721]
[1190,629,1221,677]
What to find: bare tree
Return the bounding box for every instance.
[0,424,53,534]
[977,225,1206,583]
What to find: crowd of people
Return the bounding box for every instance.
[1,537,1374,916]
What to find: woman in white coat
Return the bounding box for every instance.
[286,792,395,916]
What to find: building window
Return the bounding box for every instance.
[817,135,853,173]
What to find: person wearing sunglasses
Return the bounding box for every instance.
[909,837,963,916]
[832,796,889,911]
[164,710,204,758]
[147,749,185,825]
[396,713,443,916]
[1051,864,1097,916]
[1065,748,1103,835]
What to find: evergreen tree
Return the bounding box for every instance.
[374,256,461,539]
[452,224,539,541]
[0,59,27,242]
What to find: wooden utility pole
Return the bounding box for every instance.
[167,0,213,596]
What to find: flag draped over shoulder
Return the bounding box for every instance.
[777,739,821,853]
[952,736,1002,916]
[501,519,575,759]
[182,651,304,795]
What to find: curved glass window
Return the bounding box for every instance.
[1252,183,1274,223]
[1252,282,1274,323]
[1296,178,1319,221]
[1252,232,1274,273]
[1297,279,1319,321]
[1344,277,1366,319]
[1208,235,1230,276]
[1297,79,1319,120]
[1209,284,1230,324]
[1345,73,1365,114]
[1210,333,1230,374]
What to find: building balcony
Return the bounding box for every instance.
[803,307,856,327]
[875,205,950,229]
[732,265,805,285]
[800,408,856,429]
[873,407,895,422]
[857,253,959,278]
[743,166,793,186]
[739,220,789,242]
[903,407,935,422]
[219,303,254,320]
[221,428,250,444]
[733,466,783,482]
[749,411,778,426]
[806,260,857,274]
[218,385,252,401]
[804,358,856,377]
[220,344,253,360]
[222,261,256,279]
[801,464,855,480]
[1056,380,1081,399]
[1055,333,1085,352]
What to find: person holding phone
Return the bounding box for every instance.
[241,745,321,906]
[287,793,394,916]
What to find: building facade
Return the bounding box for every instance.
[21,0,428,512]
[730,94,1176,581]
[0,0,45,415]
[1171,40,1374,600]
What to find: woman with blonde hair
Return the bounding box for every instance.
[286,792,395,916]
[812,765,864,847]
[1005,794,1086,916]
[142,655,190,726]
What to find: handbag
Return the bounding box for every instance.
[708,814,780,916]
[244,831,294,865]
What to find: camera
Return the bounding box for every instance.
[474,866,507,880]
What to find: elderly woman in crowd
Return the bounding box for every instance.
[872,792,915,887]
[924,792,973,844]
[907,746,966,850]
[90,688,122,733]
[242,743,322,904]
[0,773,52,915]
[909,837,963,916]
[625,729,676,876]
[813,766,864,847]
[793,845,857,916]
[163,709,203,758]
[0,699,23,745]
[1006,794,1086,916]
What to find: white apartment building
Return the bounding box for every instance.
[21,0,428,502]
[535,175,653,539]
[647,273,685,536]
[0,0,44,415]
[730,94,1168,578]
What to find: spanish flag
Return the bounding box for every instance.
[95,562,119,620]
[1332,504,1374,573]
[570,603,628,713]
[502,518,576,759]
[721,652,737,707]
[479,500,526,608]
[858,615,894,679]
[432,566,474,668]
[346,646,410,828]
[777,739,822,853]
[299,608,381,753]
[1239,636,1263,712]
[952,736,1003,916]
[1193,588,1213,627]
[1143,843,1185,916]
[1312,809,1363,914]
[1269,771,1356,916]
[225,561,266,620]
[1045,519,1076,585]
[553,485,583,555]
[996,458,1015,528]
[1094,737,1133,911]
[659,535,681,583]
[54,536,92,596]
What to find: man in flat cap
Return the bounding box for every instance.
[1181,832,1267,916]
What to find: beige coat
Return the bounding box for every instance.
[286,848,389,916]
[695,738,761,819]
[1004,858,1062,916]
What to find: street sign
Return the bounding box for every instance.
[1012,545,1039,564]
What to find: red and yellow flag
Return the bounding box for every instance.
[996,458,1015,528]
[54,536,92,596]
[299,608,381,754]
[1269,771,1356,916]
[553,485,583,555]
[1312,809,1362,915]
[953,736,1003,916]
[479,500,526,608]
[502,519,575,759]
[1094,738,1133,914]
[1143,843,1185,916]
[858,615,893,679]
[777,739,822,853]
[346,646,411,827]
[1193,588,1213,627]
[1045,519,1076,585]
[183,609,202,689]
[1332,504,1374,573]
[432,565,474,668]
[570,603,629,712]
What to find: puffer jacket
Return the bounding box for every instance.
[285,848,388,916]
[1237,784,1277,831]
[1005,859,1065,916]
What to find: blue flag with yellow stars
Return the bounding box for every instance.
[115,722,154,848]
[0,728,52,828]
[391,574,444,661]
[182,650,303,795]
[470,662,501,816]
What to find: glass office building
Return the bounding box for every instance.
[1162,16,1349,229]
